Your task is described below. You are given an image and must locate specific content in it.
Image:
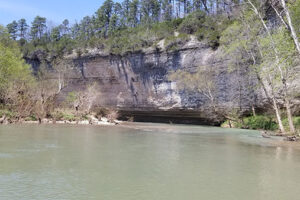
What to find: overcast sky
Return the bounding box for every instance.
[0,0,115,26]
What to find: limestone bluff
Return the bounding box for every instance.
[26,38,299,125]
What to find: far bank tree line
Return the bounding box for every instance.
[6,0,240,57]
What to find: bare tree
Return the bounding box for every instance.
[52,58,73,93]
[246,0,297,134]
[67,82,101,115]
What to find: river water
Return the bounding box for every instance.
[0,123,300,200]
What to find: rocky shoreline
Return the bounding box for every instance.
[2,114,299,142]
[0,115,120,126]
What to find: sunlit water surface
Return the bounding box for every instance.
[1,123,300,200]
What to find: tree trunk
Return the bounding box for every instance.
[285,98,296,134]
[272,0,297,132]
[271,2,289,29]
[280,0,300,56]
[201,0,209,13]
[252,105,256,116]
[272,97,285,134]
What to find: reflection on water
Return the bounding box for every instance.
[1,123,300,200]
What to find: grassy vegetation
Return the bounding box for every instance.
[283,116,300,131]
[222,115,278,131]
[51,109,78,121]
[0,109,16,119]
[222,115,300,134]
[241,116,278,131]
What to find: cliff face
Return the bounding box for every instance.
[53,40,262,125]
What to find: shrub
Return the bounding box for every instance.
[0,109,15,119]
[196,25,220,49]
[51,109,77,121]
[243,115,278,130]
[95,107,119,121]
[165,33,190,51]
[295,117,300,127]
[222,115,278,130]
[24,115,37,121]
[167,18,184,29]
[106,109,119,122]
[178,11,206,34]
[95,107,109,118]
[282,116,300,130]
[62,113,76,121]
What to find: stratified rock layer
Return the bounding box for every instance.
[49,42,262,125]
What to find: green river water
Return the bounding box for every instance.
[0,123,300,200]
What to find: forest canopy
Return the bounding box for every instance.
[5,0,238,58]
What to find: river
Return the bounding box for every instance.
[0,123,300,200]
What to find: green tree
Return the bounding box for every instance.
[193,0,201,10]
[108,14,119,35]
[151,0,161,22]
[18,18,28,39]
[30,16,47,40]
[140,0,161,24]
[162,0,173,21]
[122,0,131,25]
[61,19,70,35]
[129,0,140,27]
[96,0,114,37]
[50,27,61,42]
[0,25,35,117]
[80,16,95,40]
[141,0,151,24]
[6,20,18,40]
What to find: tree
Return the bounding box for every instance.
[61,19,70,35]
[108,14,119,35]
[279,0,300,57]
[7,20,18,40]
[141,0,152,24]
[162,0,173,21]
[169,65,217,108]
[169,65,244,123]
[220,19,258,115]
[50,27,61,42]
[219,1,299,134]
[193,0,202,11]
[80,16,95,40]
[52,58,73,93]
[221,8,287,132]
[122,0,131,25]
[96,0,114,37]
[201,0,209,13]
[151,0,161,22]
[129,0,140,27]
[259,27,298,134]
[0,25,36,118]
[18,18,28,39]
[67,82,101,114]
[34,62,61,123]
[246,0,298,134]
[31,16,47,40]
